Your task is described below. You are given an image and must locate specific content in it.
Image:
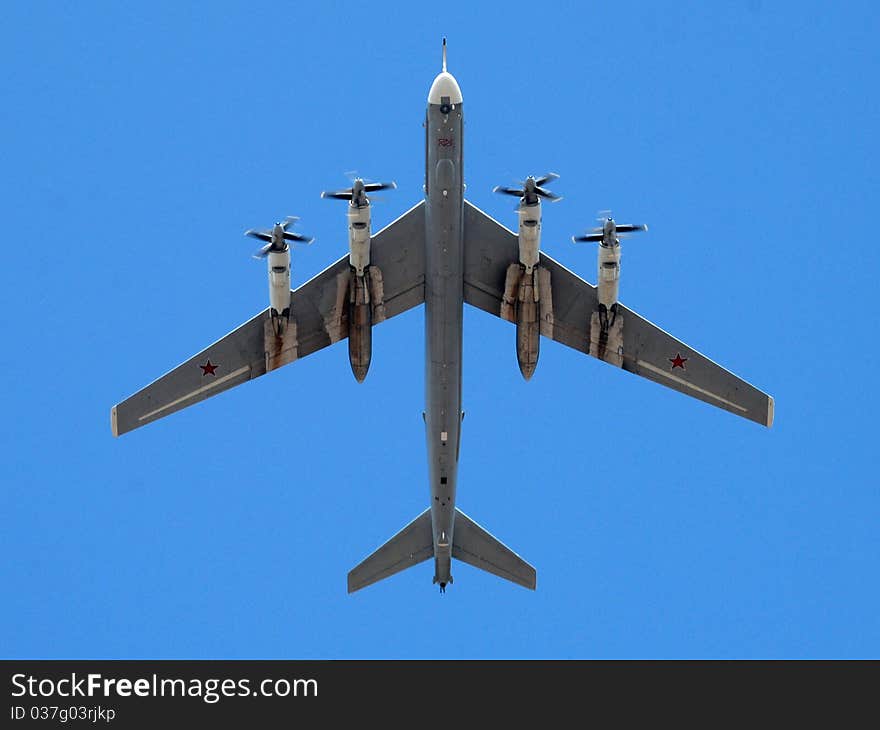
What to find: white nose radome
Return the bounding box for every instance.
[428,72,463,105]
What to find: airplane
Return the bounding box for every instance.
[110,39,774,594]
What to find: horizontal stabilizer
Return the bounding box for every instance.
[347,508,434,593]
[452,509,536,590]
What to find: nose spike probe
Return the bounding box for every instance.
[442,37,447,72]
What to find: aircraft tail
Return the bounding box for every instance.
[348,507,536,592]
[452,509,536,590]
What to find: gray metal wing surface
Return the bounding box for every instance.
[347,508,434,594]
[462,200,774,427]
[452,509,536,590]
[112,201,426,436]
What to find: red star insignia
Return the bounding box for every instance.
[669,353,688,370]
[200,360,218,376]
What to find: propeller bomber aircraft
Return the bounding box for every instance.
[111,40,773,594]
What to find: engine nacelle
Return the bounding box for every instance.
[267,246,291,319]
[597,242,621,326]
[516,269,540,380]
[348,269,373,382]
[504,263,543,380]
[517,200,541,274]
[574,215,645,332]
[348,204,371,276]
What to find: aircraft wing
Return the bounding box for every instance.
[112,201,426,436]
[462,200,774,427]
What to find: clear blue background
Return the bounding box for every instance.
[2,1,877,658]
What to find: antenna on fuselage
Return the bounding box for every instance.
[442,37,447,72]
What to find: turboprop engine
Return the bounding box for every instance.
[245,216,313,336]
[572,212,647,331]
[493,173,561,379]
[321,177,396,382]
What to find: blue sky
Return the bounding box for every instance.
[2,1,878,658]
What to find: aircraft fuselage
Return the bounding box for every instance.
[424,72,464,589]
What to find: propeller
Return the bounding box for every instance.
[245,216,314,258]
[321,177,397,206]
[572,211,648,243]
[493,172,562,206]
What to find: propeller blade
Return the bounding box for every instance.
[363,181,397,193]
[534,172,559,187]
[535,187,562,201]
[615,224,648,233]
[280,216,299,230]
[493,185,524,197]
[321,190,354,200]
[572,233,604,243]
[343,170,378,184]
[283,231,314,244]
[251,242,274,259]
[245,230,272,242]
